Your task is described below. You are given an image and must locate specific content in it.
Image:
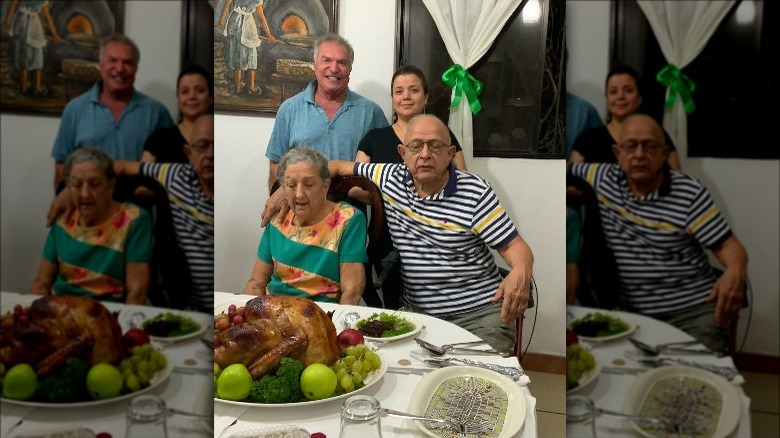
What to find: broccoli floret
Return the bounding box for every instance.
[34,357,90,402]
[248,357,304,403]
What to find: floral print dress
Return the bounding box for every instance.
[43,203,152,301]
[258,202,367,302]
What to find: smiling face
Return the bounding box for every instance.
[185,115,214,187]
[398,115,455,190]
[282,161,330,226]
[99,42,137,96]
[612,115,670,192]
[606,73,642,122]
[69,162,115,226]
[392,73,428,122]
[313,41,351,97]
[177,73,212,122]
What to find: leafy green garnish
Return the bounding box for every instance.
[570,312,629,337]
[356,312,415,338]
[142,312,200,337]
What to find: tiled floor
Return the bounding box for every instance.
[742,370,780,438]
[526,370,566,438]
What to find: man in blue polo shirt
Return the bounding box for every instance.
[264,33,387,192]
[47,34,173,225]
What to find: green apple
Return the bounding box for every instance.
[2,363,37,400]
[86,363,123,399]
[216,364,252,401]
[300,363,337,401]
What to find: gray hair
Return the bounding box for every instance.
[313,33,354,67]
[63,147,116,182]
[99,33,140,64]
[277,147,330,184]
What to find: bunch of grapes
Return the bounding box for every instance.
[1,304,32,330]
[330,344,382,395]
[118,344,167,393]
[213,304,247,348]
[566,344,595,390]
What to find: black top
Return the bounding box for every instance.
[358,125,463,163]
[143,126,188,163]
[572,125,676,164]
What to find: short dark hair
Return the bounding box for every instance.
[605,64,644,97]
[391,65,429,95]
[176,64,214,122]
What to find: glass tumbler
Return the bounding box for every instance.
[338,395,383,438]
[566,394,598,438]
[125,394,169,438]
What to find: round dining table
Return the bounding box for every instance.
[213,291,538,438]
[0,291,214,438]
[566,305,752,438]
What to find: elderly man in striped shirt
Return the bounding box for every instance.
[114,114,214,314]
[569,114,748,353]
[266,114,534,353]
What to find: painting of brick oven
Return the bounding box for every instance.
[213,0,337,114]
[0,0,123,115]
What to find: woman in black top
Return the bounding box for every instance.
[142,65,214,163]
[570,65,681,170]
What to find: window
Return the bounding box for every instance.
[611,0,779,159]
[396,0,565,159]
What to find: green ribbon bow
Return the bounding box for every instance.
[442,64,484,115]
[656,64,697,114]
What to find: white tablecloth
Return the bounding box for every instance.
[566,305,751,438]
[213,292,537,438]
[1,291,213,438]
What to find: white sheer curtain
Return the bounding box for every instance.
[421,0,522,151]
[637,0,735,155]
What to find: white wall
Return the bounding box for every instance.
[0,1,182,293]
[215,0,566,357]
[566,1,780,357]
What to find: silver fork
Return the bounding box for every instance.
[379,408,492,434]
[636,357,739,380]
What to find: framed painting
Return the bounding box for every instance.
[213,0,338,115]
[0,0,124,115]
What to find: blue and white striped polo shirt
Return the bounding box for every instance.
[141,163,214,313]
[570,162,733,315]
[355,162,519,317]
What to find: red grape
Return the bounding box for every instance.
[232,315,244,325]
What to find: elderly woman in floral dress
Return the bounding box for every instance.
[243,147,367,304]
[29,148,152,304]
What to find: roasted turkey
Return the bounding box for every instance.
[214,295,340,379]
[0,296,125,377]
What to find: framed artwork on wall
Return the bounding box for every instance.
[213,0,338,115]
[0,0,124,116]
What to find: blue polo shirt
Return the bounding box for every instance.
[265,80,388,162]
[52,81,174,162]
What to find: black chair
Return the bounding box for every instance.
[566,174,622,309]
[128,176,192,309]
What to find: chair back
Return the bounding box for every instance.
[129,177,192,309]
[567,174,622,309]
[326,176,384,258]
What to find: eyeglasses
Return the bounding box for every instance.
[404,140,451,154]
[189,140,213,153]
[617,140,665,154]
